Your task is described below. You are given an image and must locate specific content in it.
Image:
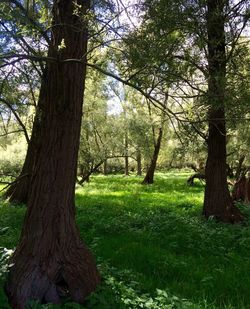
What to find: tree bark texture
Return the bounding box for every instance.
[142,128,162,184]
[203,0,243,222]
[5,1,100,307]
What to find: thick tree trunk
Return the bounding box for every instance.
[5,1,100,307]
[202,0,243,223]
[136,149,142,176]
[142,128,162,184]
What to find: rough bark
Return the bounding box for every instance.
[5,1,100,307]
[142,128,162,184]
[202,0,243,223]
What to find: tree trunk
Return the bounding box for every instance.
[232,174,250,204]
[136,149,142,176]
[124,132,129,176]
[103,159,108,175]
[202,0,243,223]
[4,111,41,204]
[5,1,100,307]
[226,163,234,179]
[235,155,245,181]
[142,128,162,184]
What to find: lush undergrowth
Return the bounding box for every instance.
[1,172,250,308]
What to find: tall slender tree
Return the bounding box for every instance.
[142,127,163,184]
[5,0,100,307]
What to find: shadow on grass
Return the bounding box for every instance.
[74,174,250,308]
[0,173,249,308]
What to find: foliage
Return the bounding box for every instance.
[78,66,110,176]
[86,268,197,309]
[119,0,250,167]
[1,173,250,308]
[0,240,13,309]
[0,137,27,179]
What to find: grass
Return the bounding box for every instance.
[1,172,250,308]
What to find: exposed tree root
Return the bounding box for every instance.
[6,237,100,308]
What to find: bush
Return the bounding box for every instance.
[0,137,26,179]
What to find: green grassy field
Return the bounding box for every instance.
[1,172,250,308]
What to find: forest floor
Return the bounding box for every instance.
[1,172,250,308]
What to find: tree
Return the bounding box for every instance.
[1,0,119,202]
[142,96,167,184]
[78,71,134,181]
[5,0,100,307]
[0,0,47,204]
[202,0,243,222]
[142,127,163,184]
[4,109,41,203]
[113,1,196,183]
[125,91,154,176]
[117,0,248,221]
[1,68,40,203]
[78,66,109,182]
[225,38,250,179]
[232,173,250,204]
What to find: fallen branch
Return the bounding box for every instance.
[187,173,205,186]
[0,173,29,193]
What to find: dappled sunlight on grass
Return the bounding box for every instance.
[75,173,204,220]
[1,173,250,308]
[74,173,250,308]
